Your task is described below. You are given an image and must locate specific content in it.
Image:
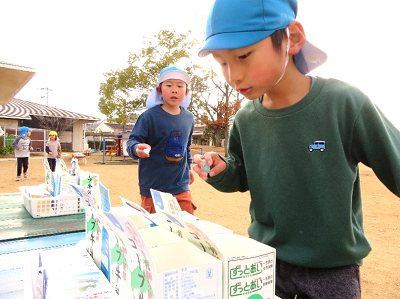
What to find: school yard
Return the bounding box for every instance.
[0,145,399,298]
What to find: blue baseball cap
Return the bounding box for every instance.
[198,0,327,74]
[19,126,32,137]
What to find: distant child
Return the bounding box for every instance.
[193,0,400,298]
[127,66,196,214]
[45,130,62,172]
[12,126,34,181]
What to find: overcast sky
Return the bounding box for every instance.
[1,0,399,129]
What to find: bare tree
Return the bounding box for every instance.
[33,116,76,138]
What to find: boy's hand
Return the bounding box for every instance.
[49,152,53,155]
[136,143,151,158]
[30,147,34,151]
[189,170,195,185]
[193,152,226,180]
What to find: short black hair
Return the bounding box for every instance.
[270,28,287,52]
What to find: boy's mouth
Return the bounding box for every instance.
[238,88,251,95]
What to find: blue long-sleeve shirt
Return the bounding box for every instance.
[127,105,194,197]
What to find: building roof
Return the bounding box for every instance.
[105,122,134,132]
[0,61,36,105]
[0,98,100,121]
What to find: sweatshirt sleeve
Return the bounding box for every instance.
[126,114,148,159]
[186,118,194,168]
[351,98,400,196]
[12,137,21,149]
[207,120,249,193]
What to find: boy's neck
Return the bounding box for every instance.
[161,104,181,115]
[262,72,312,109]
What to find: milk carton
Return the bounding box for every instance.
[103,211,223,299]
[157,210,276,299]
[79,171,101,209]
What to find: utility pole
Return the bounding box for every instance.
[38,87,53,105]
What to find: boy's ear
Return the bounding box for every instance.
[185,88,190,96]
[156,86,162,95]
[288,20,306,55]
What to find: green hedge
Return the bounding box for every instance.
[0,145,14,155]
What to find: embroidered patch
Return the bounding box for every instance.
[308,141,326,152]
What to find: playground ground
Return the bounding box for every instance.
[0,145,399,297]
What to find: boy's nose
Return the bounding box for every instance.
[228,66,243,84]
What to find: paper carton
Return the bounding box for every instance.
[157,210,276,299]
[150,188,182,216]
[111,206,156,230]
[102,211,223,299]
[35,242,117,299]
[79,171,101,209]
[85,208,108,268]
[211,234,276,299]
[139,225,185,248]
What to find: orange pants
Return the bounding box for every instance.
[141,191,197,215]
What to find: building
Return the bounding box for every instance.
[0,61,36,106]
[0,98,100,151]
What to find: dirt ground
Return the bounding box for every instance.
[1,145,399,298]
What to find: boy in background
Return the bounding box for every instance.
[127,66,196,214]
[45,130,62,172]
[12,126,34,181]
[193,0,400,298]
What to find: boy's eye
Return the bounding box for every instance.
[238,52,251,59]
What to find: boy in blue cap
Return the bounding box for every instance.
[127,66,196,214]
[12,126,34,181]
[193,0,400,298]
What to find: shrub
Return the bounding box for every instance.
[0,145,14,155]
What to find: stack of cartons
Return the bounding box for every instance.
[148,188,276,298]
[43,185,276,299]
[76,188,223,299]
[83,207,223,298]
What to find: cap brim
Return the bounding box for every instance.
[198,30,275,57]
[159,70,190,85]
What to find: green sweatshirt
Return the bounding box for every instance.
[207,77,400,268]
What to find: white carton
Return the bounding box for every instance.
[139,225,185,248]
[157,211,276,299]
[102,211,223,299]
[79,171,101,209]
[110,206,156,230]
[150,188,183,216]
[85,208,107,268]
[34,242,118,299]
[211,234,276,299]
